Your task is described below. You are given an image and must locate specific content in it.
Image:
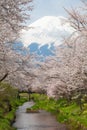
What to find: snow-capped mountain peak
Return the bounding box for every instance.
[20,16,74,47]
[29,16,66,28]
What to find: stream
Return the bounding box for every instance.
[13,101,68,130]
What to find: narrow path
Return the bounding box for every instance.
[13,102,69,130]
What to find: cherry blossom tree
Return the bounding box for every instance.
[34,1,87,100]
[0,0,33,82]
[0,0,33,44]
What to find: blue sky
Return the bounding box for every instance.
[29,0,81,24]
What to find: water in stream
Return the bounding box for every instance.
[13,102,68,130]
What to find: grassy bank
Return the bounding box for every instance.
[28,94,87,130]
[0,82,27,130]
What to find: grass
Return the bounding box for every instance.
[29,93,87,130]
[0,82,28,130]
[1,83,87,130]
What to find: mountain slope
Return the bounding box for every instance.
[20,16,74,47]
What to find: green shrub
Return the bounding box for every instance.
[31,93,87,130]
[0,82,27,130]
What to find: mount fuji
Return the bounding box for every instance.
[16,16,74,56]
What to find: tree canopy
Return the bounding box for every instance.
[0,0,33,44]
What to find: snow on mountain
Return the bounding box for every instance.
[20,16,74,47]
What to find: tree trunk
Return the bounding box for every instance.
[0,73,8,82]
